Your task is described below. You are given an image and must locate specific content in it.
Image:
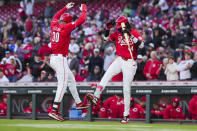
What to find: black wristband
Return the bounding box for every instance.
[136,40,142,46]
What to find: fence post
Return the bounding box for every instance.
[87,103,92,121]
[32,94,37,120]
[6,94,11,119]
[145,94,151,123]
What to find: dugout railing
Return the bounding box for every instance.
[0,81,197,124]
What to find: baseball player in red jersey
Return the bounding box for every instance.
[86,16,144,123]
[48,2,89,122]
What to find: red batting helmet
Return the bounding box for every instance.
[172,97,180,103]
[60,13,72,23]
[115,16,129,29]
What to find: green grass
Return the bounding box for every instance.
[0,119,197,131]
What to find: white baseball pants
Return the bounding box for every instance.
[94,56,137,117]
[50,55,81,104]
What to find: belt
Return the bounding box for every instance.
[51,54,66,57]
[121,57,136,61]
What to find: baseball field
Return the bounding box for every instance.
[0,119,197,131]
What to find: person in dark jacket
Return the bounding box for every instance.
[88,48,104,74]
[86,66,102,81]
[134,55,146,81]
[44,1,55,18]
[190,52,197,80]
[68,52,79,73]
[30,54,43,82]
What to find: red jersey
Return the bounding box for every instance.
[143,59,162,80]
[23,107,40,114]
[108,29,144,59]
[163,104,184,119]
[189,95,197,120]
[101,95,124,118]
[38,44,52,59]
[129,103,144,119]
[51,7,86,56]
[3,64,18,77]
[0,102,7,116]
[24,44,33,59]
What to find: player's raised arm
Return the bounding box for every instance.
[103,20,116,41]
[52,2,74,21]
[74,4,87,28]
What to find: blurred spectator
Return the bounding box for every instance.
[24,0,35,16]
[68,53,79,73]
[129,97,144,119]
[69,38,80,54]
[44,1,55,18]
[176,51,194,80]
[100,6,109,21]
[23,39,33,66]
[3,57,19,82]
[37,70,47,82]
[190,52,197,80]
[38,41,52,60]
[31,54,42,82]
[39,54,54,75]
[24,100,40,114]
[16,40,25,61]
[32,37,41,58]
[158,58,168,80]
[122,5,131,17]
[25,16,33,33]
[18,0,26,22]
[8,37,17,53]
[143,51,162,80]
[1,51,13,64]
[17,63,32,82]
[103,46,115,72]
[165,56,178,81]
[174,44,185,61]
[86,66,102,81]
[139,96,146,119]
[0,69,9,82]
[134,55,146,81]
[130,0,140,18]
[0,94,7,116]
[72,69,84,82]
[191,39,197,54]
[189,95,197,120]
[100,95,124,119]
[151,104,164,119]
[88,48,104,74]
[158,0,169,13]
[45,73,57,82]
[164,97,184,119]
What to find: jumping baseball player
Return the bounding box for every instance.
[86,16,144,123]
[48,2,89,122]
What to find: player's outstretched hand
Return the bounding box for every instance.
[79,4,87,12]
[66,2,74,9]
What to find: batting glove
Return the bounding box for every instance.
[66,2,74,9]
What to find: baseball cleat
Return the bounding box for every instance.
[86,93,98,105]
[48,110,64,122]
[121,115,129,124]
[76,102,90,110]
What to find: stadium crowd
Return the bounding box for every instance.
[0,0,197,82]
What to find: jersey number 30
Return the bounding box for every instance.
[52,32,59,42]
